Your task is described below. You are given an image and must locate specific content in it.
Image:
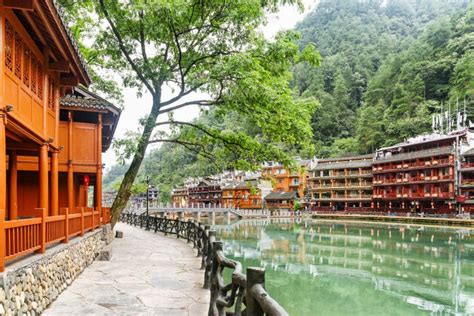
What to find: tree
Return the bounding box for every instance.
[60,0,320,227]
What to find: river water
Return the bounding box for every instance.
[211,219,474,315]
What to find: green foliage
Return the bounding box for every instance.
[293,200,302,211]
[293,0,471,156]
[357,6,473,150]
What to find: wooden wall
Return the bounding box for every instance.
[2,11,59,146]
[16,171,39,217]
[58,121,98,173]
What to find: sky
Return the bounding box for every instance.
[102,0,318,170]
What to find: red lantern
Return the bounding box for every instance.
[83,175,90,186]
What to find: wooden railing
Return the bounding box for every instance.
[1,206,110,272]
[4,216,42,260]
[120,213,288,316]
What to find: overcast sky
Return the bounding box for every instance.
[102,1,318,170]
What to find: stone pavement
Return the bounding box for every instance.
[44,223,210,315]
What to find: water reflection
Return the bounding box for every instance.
[212,219,474,315]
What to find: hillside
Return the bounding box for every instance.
[293,0,471,156]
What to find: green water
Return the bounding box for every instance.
[211,219,474,316]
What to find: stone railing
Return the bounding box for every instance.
[119,213,288,316]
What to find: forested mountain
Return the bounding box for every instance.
[293,0,472,156]
[104,0,473,201]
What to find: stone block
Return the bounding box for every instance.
[97,245,113,261]
[102,224,114,245]
[115,231,124,238]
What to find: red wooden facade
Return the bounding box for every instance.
[188,180,222,206]
[372,134,461,213]
[222,180,271,209]
[0,2,119,272]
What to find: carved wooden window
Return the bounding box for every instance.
[31,56,36,93]
[5,20,13,71]
[37,65,43,99]
[23,47,30,87]
[14,32,22,79]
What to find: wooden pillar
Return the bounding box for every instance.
[96,114,103,222]
[67,111,74,213]
[0,114,6,272]
[51,151,59,216]
[67,166,74,212]
[39,144,49,212]
[9,150,17,220]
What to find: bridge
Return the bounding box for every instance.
[124,203,291,222]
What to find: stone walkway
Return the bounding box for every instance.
[44,223,209,315]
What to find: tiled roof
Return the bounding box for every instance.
[52,0,89,80]
[312,160,373,171]
[463,148,474,157]
[60,87,121,115]
[374,146,454,163]
[61,95,111,111]
[264,191,297,201]
[317,154,374,163]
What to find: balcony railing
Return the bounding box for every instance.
[373,158,452,173]
[462,162,474,169]
[1,207,111,272]
[373,192,453,199]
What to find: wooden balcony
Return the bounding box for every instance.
[373,159,452,174]
[1,207,111,272]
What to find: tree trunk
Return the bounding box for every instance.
[110,93,161,228]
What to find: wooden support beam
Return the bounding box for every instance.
[49,60,71,73]
[9,150,17,220]
[2,0,34,11]
[60,76,79,87]
[39,144,49,212]
[67,112,74,213]
[97,114,103,221]
[0,115,7,272]
[51,151,59,216]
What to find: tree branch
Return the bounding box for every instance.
[157,99,219,115]
[148,138,222,170]
[98,0,155,94]
[154,120,249,151]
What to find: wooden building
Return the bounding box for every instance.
[308,155,373,212]
[372,133,462,213]
[222,179,272,209]
[0,1,120,271]
[459,148,474,212]
[188,180,222,207]
[261,161,308,198]
[264,191,297,211]
[171,186,188,207]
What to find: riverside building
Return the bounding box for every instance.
[308,155,373,212]
[372,130,473,213]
